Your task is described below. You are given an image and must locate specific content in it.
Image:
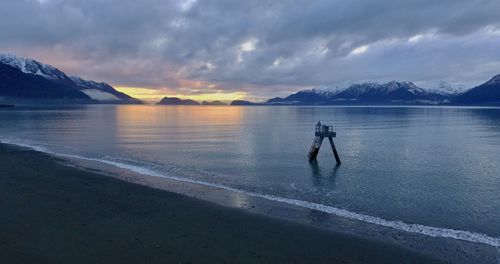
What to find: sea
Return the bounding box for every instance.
[1,105,499,251]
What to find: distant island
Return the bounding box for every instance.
[156,97,200,105]
[230,100,258,106]
[201,100,226,105]
[156,97,228,106]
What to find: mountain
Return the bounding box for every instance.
[266,81,451,105]
[230,100,258,105]
[0,63,91,101]
[69,76,141,104]
[156,97,200,105]
[429,81,464,95]
[0,54,73,83]
[333,81,450,104]
[267,89,331,105]
[453,75,500,105]
[201,100,226,105]
[0,54,141,104]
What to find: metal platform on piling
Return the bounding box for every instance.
[308,121,341,164]
[315,127,336,137]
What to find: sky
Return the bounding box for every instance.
[1,0,500,102]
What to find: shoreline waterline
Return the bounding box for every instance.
[3,143,455,263]
[3,139,499,249]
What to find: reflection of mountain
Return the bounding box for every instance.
[463,108,500,132]
[0,54,141,104]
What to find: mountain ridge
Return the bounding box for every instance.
[453,75,500,105]
[0,54,141,104]
[263,78,500,106]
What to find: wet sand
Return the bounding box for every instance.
[0,144,444,263]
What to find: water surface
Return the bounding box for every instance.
[1,105,499,239]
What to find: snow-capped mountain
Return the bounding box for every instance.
[437,81,464,95]
[422,81,465,96]
[0,62,91,101]
[333,81,449,103]
[453,75,500,105]
[0,53,141,104]
[69,76,141,103]
[309,86,343,97]
[485,74,500,85]
[267,81,451,105]
[0,54,70,82]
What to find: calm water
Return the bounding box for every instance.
[1,105,499,239]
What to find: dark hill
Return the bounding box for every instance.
[453,75,500,105]
[156,97,200,105]
[0,63,91,100]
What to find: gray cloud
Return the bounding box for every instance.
[1,0,500,99]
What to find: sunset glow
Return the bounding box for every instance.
[115,86,247,103]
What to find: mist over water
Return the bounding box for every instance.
[1,105,499,238]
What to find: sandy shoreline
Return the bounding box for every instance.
[0,143,455,263]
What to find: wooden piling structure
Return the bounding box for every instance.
[308,121,341,164]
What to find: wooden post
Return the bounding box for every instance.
[328,137,341,165]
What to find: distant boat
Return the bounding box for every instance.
[0,104,15,108]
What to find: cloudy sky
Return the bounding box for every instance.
[1,0,500,101]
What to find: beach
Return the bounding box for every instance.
[0,143,446,263]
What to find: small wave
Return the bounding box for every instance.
[3,139,500,248]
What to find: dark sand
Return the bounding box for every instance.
[0,144,444,263]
